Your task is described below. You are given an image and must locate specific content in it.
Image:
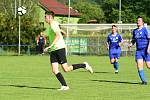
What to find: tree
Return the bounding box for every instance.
[94,0,150,24]
[0,0,40,45]
[72,0,104,23]
[0,0,42,54]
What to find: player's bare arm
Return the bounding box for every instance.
[147,39,150,54]
[106,42,109,50]
[119,40,124,46]
[61,29,67,36]
[128,38,135,48]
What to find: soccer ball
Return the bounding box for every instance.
[18,6,26,16]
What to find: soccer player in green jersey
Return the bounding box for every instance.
[44,11,93,90]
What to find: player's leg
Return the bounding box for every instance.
[136,59,147,84]
[145,54,150,69]
[61,62,93,73]
[111,58,116,70]
[51,63,67,86]
[110,58,115,64]
[38,44,43,55]
[37,44,41,54]
[136,51,147,85]
[39,44,41,54]
[145,62,150,69]
[58,48,93,73]
[111,58,118,73]
[143,54,150,85]
[41,44,44,54]
[114,58,119,74]
[109,53,117,73]
[50,51,69,90]
[109,52,115,64]
[114,52,121,74]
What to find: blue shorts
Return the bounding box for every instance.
[136,50,150,62]
[109,49,121,59]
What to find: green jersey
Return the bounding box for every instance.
[47,21,66,52]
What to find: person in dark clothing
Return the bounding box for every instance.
[36,32,46,55]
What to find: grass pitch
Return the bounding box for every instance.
[0,55,150,100]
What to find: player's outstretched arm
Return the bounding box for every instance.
[128,39,135,48]
[106,42,109,50]
[119,40,124,46]
[61,29,67,36]
[147,39,150,54]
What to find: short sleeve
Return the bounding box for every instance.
[119,34,123,42]
[131,30,136,44]
[107,35,110,43]
[51,21,61,33]
[132,30,135,40]
[145,28,150,39]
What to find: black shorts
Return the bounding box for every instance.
[49,48,67,64]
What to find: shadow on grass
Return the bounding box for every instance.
[0,84,58,90]
[79,71,112,74]
[94,71,112,74]
[91,79,140,85]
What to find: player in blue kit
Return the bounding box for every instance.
[107,25,123,74]
[129,16,150,85]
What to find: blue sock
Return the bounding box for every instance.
[138,69,146,82]
[113,62,119,70]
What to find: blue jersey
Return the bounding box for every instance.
[107,33,122,50]
[132,27,150,51]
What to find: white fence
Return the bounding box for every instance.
[60,24,142,56]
